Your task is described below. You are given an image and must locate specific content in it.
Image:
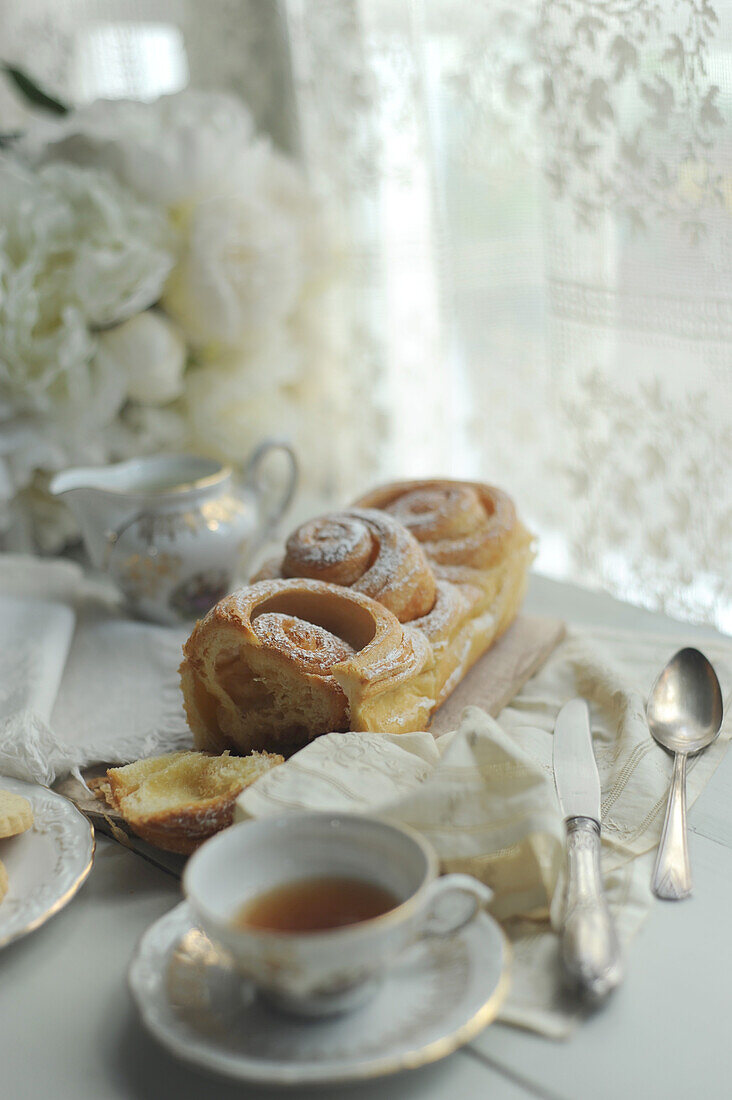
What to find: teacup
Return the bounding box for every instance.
[183,812,493,1017]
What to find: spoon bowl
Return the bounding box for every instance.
[647,647,723,757]
[647,647,723,901]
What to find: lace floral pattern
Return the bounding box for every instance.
[1,0,730,625]
[560,370,731,625]
[285,0,732,628]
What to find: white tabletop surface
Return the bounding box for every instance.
[1,573,730,1100]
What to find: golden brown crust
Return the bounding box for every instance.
[354,479,535,701]
[91,751,283,854]
[253,508,437,623]
[180,578,435,755]
[409,579,475,705]
[119,827,202,856]
[354,479,517,571]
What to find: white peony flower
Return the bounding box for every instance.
[0,257,98,419]
[199,331,303,390]
[106,403,189,460]
[0,159,173,329]
[6,476,83,554]
[184,357,299,466]
[1,89,343,550]
[0,411,115,493]
[21,90,258,206]
[262,146,343,292]
[96,311,187,406]
[0,158,172,431]
[0,404,121,553]
[162,185,304,348]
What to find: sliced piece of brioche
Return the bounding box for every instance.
[92,750,283,854]
[0,858,7,903]
[0,790,34,838]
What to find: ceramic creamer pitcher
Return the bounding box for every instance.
[49,442,298,625]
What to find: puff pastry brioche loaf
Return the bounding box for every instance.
[181,479,533,752]
[180,578,434,755]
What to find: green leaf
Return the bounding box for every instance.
[3,63,69,114]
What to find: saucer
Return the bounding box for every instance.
[0,775,95,950]
[129,901,510,1086]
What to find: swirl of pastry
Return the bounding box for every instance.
[263,508,437,623]
[412,579,471,650]
[252,612,354,673]
[180,578,435,756]
[354,480,517,570]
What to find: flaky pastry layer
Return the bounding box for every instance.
[92,750,282,854]
[180,578,435,755]
[254,507,437,623]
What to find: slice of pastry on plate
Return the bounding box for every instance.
[91,750,283,854]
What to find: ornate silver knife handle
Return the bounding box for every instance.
[560,816,623,1002]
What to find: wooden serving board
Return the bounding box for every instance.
[55,612,565,877]
[430,612,566,734]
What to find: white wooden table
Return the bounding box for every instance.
[1,574,729,1100]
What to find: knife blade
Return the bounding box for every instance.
[553,698,623,1002]
[553,698,601,822]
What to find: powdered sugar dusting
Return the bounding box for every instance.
[205,577,433,699]
[412,579,471,645]
[253,612,354,674]
[281,508,436,623]
[283,517,373,585]
[379,482,517,569]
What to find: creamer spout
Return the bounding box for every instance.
[48,468,123,568]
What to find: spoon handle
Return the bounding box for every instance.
[652,751,692,900]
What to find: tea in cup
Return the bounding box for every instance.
[183,812,492,1017]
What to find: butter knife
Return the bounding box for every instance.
[553,698,623,1002]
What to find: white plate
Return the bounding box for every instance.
[0,776,95,949]
[129,901,510,1086]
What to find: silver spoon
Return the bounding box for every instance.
[647,647,723,900]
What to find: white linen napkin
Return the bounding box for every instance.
[237,626,732,1038]
[49,613,192,775]
[0,555,191,784]
[239,713,566,922]
[0,558,81,783]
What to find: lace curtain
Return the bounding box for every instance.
[1,0,730,629]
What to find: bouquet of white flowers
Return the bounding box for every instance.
[0,76,341,551]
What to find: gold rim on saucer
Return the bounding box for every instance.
[129,902,511,1086]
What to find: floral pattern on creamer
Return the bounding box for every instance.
[118,551,182,602]
[169,570,232,619]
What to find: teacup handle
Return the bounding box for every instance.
[242,438,299,535]
[420,873,493,937]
